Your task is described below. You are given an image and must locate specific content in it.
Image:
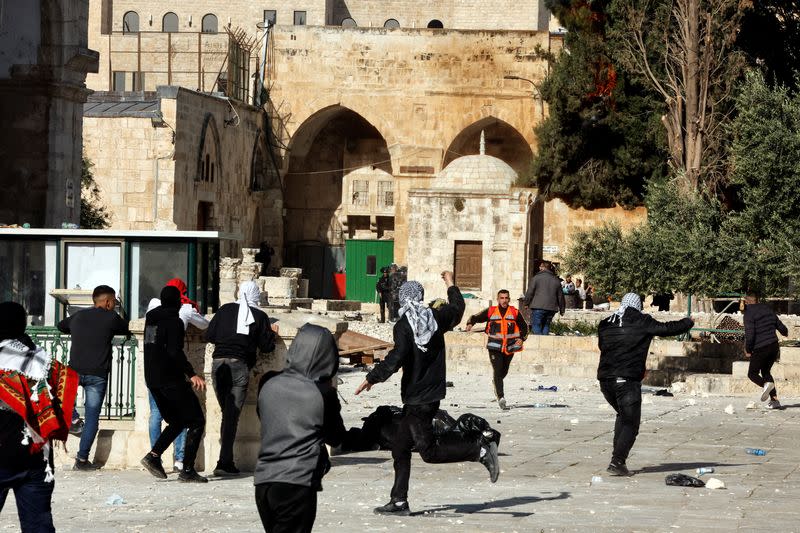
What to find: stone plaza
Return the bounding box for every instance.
[2,370,797,533]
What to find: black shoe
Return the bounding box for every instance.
[606,462,633,477]
[479,442,500,483]
[69,418,85,436]
[374,499,410,516]
[140,453,167,479]
[73,458,101,471]
[179,469,209,483]
[213,463,240,476]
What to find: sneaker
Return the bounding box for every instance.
[213,463,240,476]
[73,458,100,471]
[761,382,775,402]
[766,399,782,409]
[178,469,209,483]
[606,461,633,477]
[140,453,167,479]
[498,398,509,410]
[479,441,500,483]
[69,418,84,436]
[173,461,184,473]
[373,499,410,516]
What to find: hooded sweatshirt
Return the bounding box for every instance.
[255,324,346,489]
[144,292,196,389]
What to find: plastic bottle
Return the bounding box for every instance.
[537,385,558,392]
[695,467,715,475]
[745,448,767,456]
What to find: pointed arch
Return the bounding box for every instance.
[197,113,222,183]
[443,116,533,178]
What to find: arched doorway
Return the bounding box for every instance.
[443,117,533,179]
[284,106,392,298]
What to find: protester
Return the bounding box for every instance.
[576,279,586,309]
[57,285,130,471]
[743,292,788,409]
[376,268,393,324]
[465,289,529,410]
[255,324,346,533]
[0,302,79,532]
[356,272,500,515]
[597,293,693,476]
[206,280,276,476]
[522,261,565,335]
[146,278,209,473]
[584,283,595,310]
[141,286,208,482]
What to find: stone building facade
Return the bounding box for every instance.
[0,0,98,227]
[83,87,282,257]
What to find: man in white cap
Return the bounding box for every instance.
[206,281,277,476]
[597,293,693,476]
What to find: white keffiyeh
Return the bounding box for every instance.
[608,293,643,327]
[236,281,262,335]
[398,281,438,351]
[0,339,50,382]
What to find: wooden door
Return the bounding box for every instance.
[454,241,482,290]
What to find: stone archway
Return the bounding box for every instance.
[283,105,392,298]
[443,117,533,179]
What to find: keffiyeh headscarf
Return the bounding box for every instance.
[237,281,262,335]
[609,293,643,327]
[398,281,438,351]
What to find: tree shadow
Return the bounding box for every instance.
[637,462,746,474]
[411,492,570,518]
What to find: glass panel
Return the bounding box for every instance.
[384,19,400,29]
[294,11,306,25]
[264,10,277,25]
[202,14,218,33]
[352,180,368,206]
[130,242,189,318]
[123,11,139,33]
[112,71,126,91]
[162,12,178,32]
[0,240,52,325]
[65,243,122,294]
[366,255,377,276]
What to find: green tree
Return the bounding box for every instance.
[80,156,110,229]
[532,0,668,209]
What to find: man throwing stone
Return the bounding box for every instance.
[597,293,693,476]
[356,271,500,516]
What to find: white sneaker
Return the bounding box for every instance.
[173,461,183,473]
[498,398,509,410]
[766,399,782,409]
[760,382,775,402]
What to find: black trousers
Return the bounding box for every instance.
[489,350,514,399]
[212,358,250,466]
[390,401,481,501]
[378,293,391,323]
[748,342,780,399]
[255,482,317,533]
[599,380,642,465]
[150,382,205,470]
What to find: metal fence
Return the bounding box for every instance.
[26,327,138,420]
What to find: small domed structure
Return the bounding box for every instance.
[436,132,518,191]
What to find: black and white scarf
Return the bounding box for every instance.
[398,281,438,351]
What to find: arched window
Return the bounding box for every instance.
[162,12,178,33]
[427,19,444,29]
[122,11,139,33]
[197,114,222,183]
[202,14,218,34]
[383,19,400,29]
[341,17,357,27]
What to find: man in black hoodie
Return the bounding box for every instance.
[356,271,500,516]
[141,286,208,483]
[744,291,789,409]
[255,323,346,533]
[597,293,693,476]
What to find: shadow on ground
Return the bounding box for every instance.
[412,492,570,518]
[331,456,390,466]
[637,462,746,474]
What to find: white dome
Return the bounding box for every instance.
[436,154,518,191]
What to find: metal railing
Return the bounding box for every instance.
[26,327,138,420]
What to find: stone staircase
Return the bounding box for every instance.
[685,346,800,396]
[445,332,741,387]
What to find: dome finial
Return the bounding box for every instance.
[479,130,486,155]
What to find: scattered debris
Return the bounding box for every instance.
[665,473,705,487]
[705,478,726,489]
[591,475,603,484]
[654,389,674,397]
[536,385,558,392]
[105,494,125,505]
[570,418,579,425]
[695,467,715,476]
[746,401,757,410]
[724,404,735,415]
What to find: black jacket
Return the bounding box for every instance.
[144,305,196,388]
[366,285,465,405]
[376,274,392,295]
[205,302,276,368]
[58,307,130,377]
[597,308,693,381]
[744,303,788,353]
[255,324,346,490]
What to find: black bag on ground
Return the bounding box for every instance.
[665,473,705,487]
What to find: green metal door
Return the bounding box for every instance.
[345,239,394,302]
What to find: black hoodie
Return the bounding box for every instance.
[144,304,196,388]
[255,324,346,490]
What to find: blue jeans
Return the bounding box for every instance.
[0,465,55,532]
[531,309,557,335]
[72,374,108,461]
[148,391,186,462]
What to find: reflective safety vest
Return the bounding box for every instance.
[485,305,523,355]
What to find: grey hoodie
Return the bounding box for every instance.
[255,324,346,489]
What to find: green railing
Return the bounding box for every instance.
[26,327,138,420]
